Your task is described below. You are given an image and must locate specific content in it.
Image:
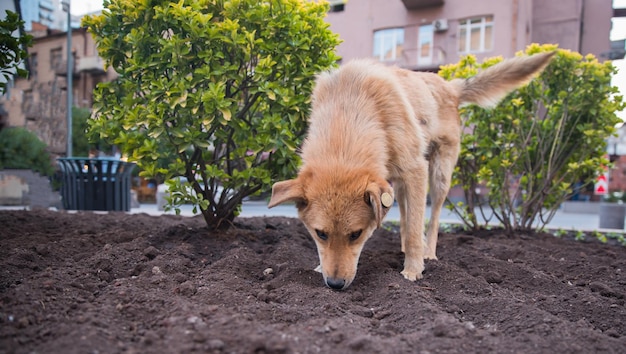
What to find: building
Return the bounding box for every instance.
[0,26,117,156]
[325,0,621,198]
[0,0,618,159]
[325,0,613,70]
[20,0,63,31]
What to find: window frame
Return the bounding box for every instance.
[418,24,434,66]
[29,53,38,81]
[373,27,405,62]
[22,89,35,120]
[458,16,494,54]
[50,47,63,72]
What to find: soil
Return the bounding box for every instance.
[1,209,625,354]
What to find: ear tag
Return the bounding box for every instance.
[381,193,394,208]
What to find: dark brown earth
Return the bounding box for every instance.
[1,209,625,353]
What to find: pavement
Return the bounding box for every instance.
[128,200,604,232]
[0,200,607,231]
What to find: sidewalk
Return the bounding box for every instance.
[0,200,605,231]
[129,200,603,232]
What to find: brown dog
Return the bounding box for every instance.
[268,52,554,290]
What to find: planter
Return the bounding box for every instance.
[598,202,626,229]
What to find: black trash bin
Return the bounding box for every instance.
[57,158,136,211]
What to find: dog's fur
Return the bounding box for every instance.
[269,52,554,290]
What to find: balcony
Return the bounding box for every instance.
[39,0,55,10]
[401,0,444,10]
[77,56,106,74]
[54,60,77,77]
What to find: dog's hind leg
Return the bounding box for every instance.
[395,181,409,253]
[425,142,460,260]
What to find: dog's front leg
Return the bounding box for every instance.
[397,163,429,281]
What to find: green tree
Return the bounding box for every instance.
[439,44,625,233]
[72,106,93,157]
[72,106,115,157]
[0,10,32,95]
[83,0,340,228]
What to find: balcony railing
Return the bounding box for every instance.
[77,56,106,74]
[54,60,76,77]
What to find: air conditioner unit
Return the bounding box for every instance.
[433,19,448,32]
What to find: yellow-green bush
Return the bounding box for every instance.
[83,0,340,228]
[439,44,625,232]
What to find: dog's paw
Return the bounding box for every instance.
[314,265,322,273]
[401,269,423,281]
[424,253,438,260]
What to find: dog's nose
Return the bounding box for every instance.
[325,277,346,290]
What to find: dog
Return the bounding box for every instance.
[268,52,554,290]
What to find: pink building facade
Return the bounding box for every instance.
[325,0,613,70]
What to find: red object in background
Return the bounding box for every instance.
[595,172,608,195]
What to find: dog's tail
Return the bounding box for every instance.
[453,51,555,108]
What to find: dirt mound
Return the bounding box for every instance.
[1,209,625,353]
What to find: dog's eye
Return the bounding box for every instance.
[349,230,362,241]
[315,229,328,241]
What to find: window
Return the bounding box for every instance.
[458,16,493,53]
[50,47,62,71]
[329,3,344,12]
[418,24,433,65]
[373,28,404,62]
[22,90,35,119]
[328,0,345,13]
[30,53,37,81]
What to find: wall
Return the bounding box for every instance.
[326,0,537,69]
[0,27,116,156]
[325,0,611,68]
[580,0,613,58]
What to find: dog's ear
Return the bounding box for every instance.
[268,179,306,209]
[365,180,394,228]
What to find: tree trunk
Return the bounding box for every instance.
[200,207,236,230]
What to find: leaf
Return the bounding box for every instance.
[220,108,232,121]
[172,91,188,108]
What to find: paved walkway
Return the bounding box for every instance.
[130,201,604,232]
[0,200,609,231]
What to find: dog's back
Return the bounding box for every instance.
[305,51,554,148]
[302,59,425,176]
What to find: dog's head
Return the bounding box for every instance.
[268,168,393,290]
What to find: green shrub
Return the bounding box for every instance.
[83,0,340,228]
[0,127,53,176]
[72,106,115,157]
[439,44,625,233]
[71,106,93,157]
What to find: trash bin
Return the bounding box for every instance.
[57,158,136,211]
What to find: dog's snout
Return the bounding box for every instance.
[325,277,346,290]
